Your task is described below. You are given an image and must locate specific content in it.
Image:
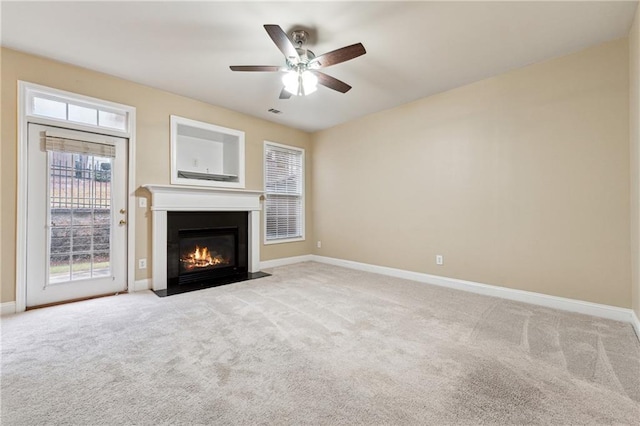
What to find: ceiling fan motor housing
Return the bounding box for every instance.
[288,48,316,69]
[290,30,309,47]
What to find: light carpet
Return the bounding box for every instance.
[1,262,639,425]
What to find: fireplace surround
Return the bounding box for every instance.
[143,185,264,294]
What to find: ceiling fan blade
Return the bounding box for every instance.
[311,43,366,69]
[279,87,292,99]
[312,71,352,93]
[264,24,300,63]
[229,65,283,72]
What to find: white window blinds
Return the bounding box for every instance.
[264,143,304,241]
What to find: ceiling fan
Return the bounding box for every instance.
[230,25,366,99]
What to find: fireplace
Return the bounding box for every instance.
[143,185,265,294]
[167,211,249,289]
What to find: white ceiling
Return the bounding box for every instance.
[1,1,638,132]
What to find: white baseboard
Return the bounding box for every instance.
[131,279,151,292]
[632,311,640,341]
[312,255,634,324]
[1,301,17,316]
[262,254,637,332]
[260,255,314,270]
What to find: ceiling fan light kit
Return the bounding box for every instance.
[230,24,366,99]
[282,70,318,96]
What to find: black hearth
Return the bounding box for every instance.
[159,211,268,296]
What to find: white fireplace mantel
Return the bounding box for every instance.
[142,184,263,291]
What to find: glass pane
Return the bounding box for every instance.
[72,253,92,280]
[93,212,110,226]
[31,93,127,131]
[98,110,126,130]
[265,194,302,240]
[49,254,71,284]
[33,96,66,119]
[50,231,71,254]
[68,104,98,125]
[265,146,303,195]
[49,151,112,284]
[92,252,111,278]
[72,233,92,252]
[93,230,110,252]
[93,158,112,208]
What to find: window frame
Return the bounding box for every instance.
[263,140,305,245]
[25,84,130,135]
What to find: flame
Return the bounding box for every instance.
[181,245,228,270]
[194,245,210,262]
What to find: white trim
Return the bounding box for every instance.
[264,236,305,245]
[312,255,634,323]
[632,311,640,341]
[16,82,28,313]
[127,109,137,297]
[16,81,137,312]
[248,210,261,272]
[132,279,151,292]
[258,254,637,329]
[143,184,262,211]
[263,140,306,245]
[17,116,130,139]
[1,302,17,316]
[260,255,314,269]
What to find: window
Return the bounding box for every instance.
[264,142,304,243]
[28,89,128,131]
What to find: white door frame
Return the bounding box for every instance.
[16,81,137,312]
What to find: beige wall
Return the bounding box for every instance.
[631,6,640,319]
[312,39,631,308]
[0,47,314,303]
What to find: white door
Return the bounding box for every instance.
[26,123,128,307]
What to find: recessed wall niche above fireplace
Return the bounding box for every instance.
[143,185,267,296]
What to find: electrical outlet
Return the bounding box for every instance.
[436,255,444,265]
[138,197,147,208]
[138,258,147,269]
[317,241,322,248]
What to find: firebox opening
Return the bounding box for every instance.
[179,230,236,272]
[176,227,238,286]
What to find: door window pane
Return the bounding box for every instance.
[48,152,112,284]
[49,254,71,284]
[92,252,111,278]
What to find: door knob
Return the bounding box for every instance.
[119,220,127,225]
